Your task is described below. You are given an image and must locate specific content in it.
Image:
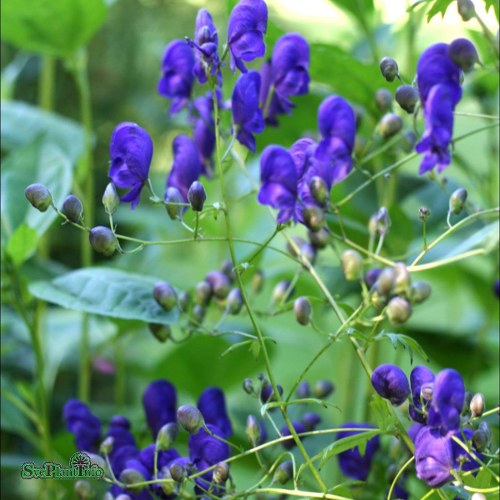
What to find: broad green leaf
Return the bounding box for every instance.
[426,0,454,21]
[375,332,430,363]
[29,268,179,325]
[1,100,84,162]
[6,224,38,267]
[1,139,72,239]
[1,0,107,57]
[329,0,374,25]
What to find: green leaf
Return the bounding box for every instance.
[329,0,374,25]
[1,139,72,240]
[319,429,381,468]
[375,332,430,363]
[442,221,499,258]
[485,0,500,21]
[1,0,107,57]
[6,224,38,267]
[29,267,179,325]
[426,0,454,22]
[370,395,396,432]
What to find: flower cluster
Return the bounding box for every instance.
[63,380,232,499]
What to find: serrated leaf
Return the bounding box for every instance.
[29,268,179,325]
[426,0,454,22]
[375,332,430,363]
[6,224,38,267]
[370,395,396,432]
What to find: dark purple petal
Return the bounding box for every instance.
[197,387,232,438]
[451,428,482,473]
[317,95,356,151]
[280,420,306,449]
[142,380,177,439]
[371,364,410,406]
[290,137,316,180]
[63,399,101,453]
[109,444,139,478]
[139,444,181,475]
[192,9,219,84]
[189,424,230,467]
[259,59,272,108]
[192,95,215,168]
[409,365,435,424]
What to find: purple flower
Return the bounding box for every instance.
[451,428,482,473]
[142,380,177,439]
[109,122,153,209]
[158,40,195,114]
[192,95,215,169]
[337,422,380,481]
[197,387,233,438]
[409,365,435,424]
[63,399,101,452]
[258,145,297,223]
[315,95,356,184]
[228,0,268,73]
[139,444,181,474]
[191,9,219,84]
[166,135,204,201]
[371,364,410,406]
[280,420,306,449]
[232,71,265,151]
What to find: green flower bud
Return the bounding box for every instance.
[148,323,171,342]
[24,183,52,212]
[470,393,485,417]
[102,182,119,216]
[410,281,432,304]
[379,113,403,139]
[272,280,294,304]
[375,88,392,113]
[309,176,328,205]
[379,57,399,82]
[369,206,391,236]
[213,462,230,484]
[374,267,395,295]
[157,422,178,450]
[341,249,363,281]
[274,461,293,484]
[313,380,335,399]
[371,290,388,310]
[395,85,419,114]
[246,415,261,445]
[243,378,254,395]
[449,187,468,215]
[187,181,206,212]
[62,195,83,223]
[177,405,204,434]
[190,305,206,325]
[418,206,431,221]
[178,291,190,312]
[302,205,325,232]
[158,468,176,497]
[164,187,183,220]
[401,131,417,153]
[153,282,178,312]
[308,228,331,249]
[169,463,187,482]
[206,270,231,299]
[472,428,489,452]
[392,263,411,295]
[387,297,412,324]
[89,226,118,257]
[251,270,265,294]
[226,288,243,315]
[221,259,236,283]
[294,297,312,326]
[99,436,114,455]
[194,281,212,306]
[74,480,92,499]
[119,468,145,494]
[457,0,475,21]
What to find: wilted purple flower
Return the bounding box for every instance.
[197,387,233,438]
[371,364,411,406]
[158,40,195,114]
[315,95,356,184]
[337,422,380,481]
[228,0,268,73]
[409,365,435,424]
[166,135,204,201]
[232,71,265,151]
[109,122,153,209]
[142,380,177,439]
[63,399,101,452]
[192,95,215,169]
[280,420,306,449]
[191,9,219,84]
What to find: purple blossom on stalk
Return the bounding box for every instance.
[197,387,233,438]
[228,0,268,73]
[232,71,265,152]
[192,95,215,169]
[63,399,101,452]
[142,380,177,439]
[158,40,195,114]
[191,9,219,84]
[371,364,411,406]
[166,135,205,201]
[109,122,153,209]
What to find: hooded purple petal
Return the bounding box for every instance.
[317,95,356,151]
[409,365,435,424]
[371,364,410,406]
[63,399,101,453]
[142,380,177,439]
[197,387,233,438]
[192,9,220,84]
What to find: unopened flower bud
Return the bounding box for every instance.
[401,131,417,153]
[213,462,230,484]
[457,0,475,21]
[296,381,311,399]
[169,463,187,482]
[206,270,230,299]
[302,412,321,431]
[74,480,92,499]
[157,422,178,450]
[419,206,431,221]
[387,297,412,324]
[313,380,335,399]
[472,428,489,452]
[190,305,206,325]
[450,38,479,72]
[379,113,403,139]
[308,228,331,249]
[309,176,328,205]
[379,57,399,82]
[119,468,145,494]
[99,436,114,455]
[164,187,183,220]
[252,269,265,293]
[287,236,317,265]
[187,181,206,211]
[302,205,325,232]
[89,226,118,257]
[153,282,178,312]
[62,195,83,223]
[148,323,171,342]
[243,378,254,394]
[87,453,107,471]
[272,280,294,304]
[24,183,52,212]
[341,249,363,281]
[221,259,235,283]
[177,405,204,434]
[370,206,391,236]
[421,382,434,401]
[365,268,382,289]
[102,183,119,215]
[410,281,432,304]
[294,297,312,326]
[194,281,212,306]
[395,85,419,113]
[178,291,190,312]
[246,415,262,445]
[274,461,293,484]
[260,382,283,403]
[392,263,411,295]
[375,88,392,113]
[226,288,243,315]
[449,187,468,214]
[374,267,396,295]
[470,393,485,417]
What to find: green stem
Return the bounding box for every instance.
[38,55,55,111]
[115,336,125,409]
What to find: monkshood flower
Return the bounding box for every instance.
[166,134,205,201]
[232,71,265,152]
[197,387,232,438]
[228,0,268,73]
[158,39,195,114]
[315,95,356,184]
[337,422,380,481]
[109,122,153,209]
[106,417,139,476]
[409,365,435,424]
[191,9,219,84]
[371,364,411,406]
[142,379,177,439]
[63,399,101,452]
[192,95,215,168]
